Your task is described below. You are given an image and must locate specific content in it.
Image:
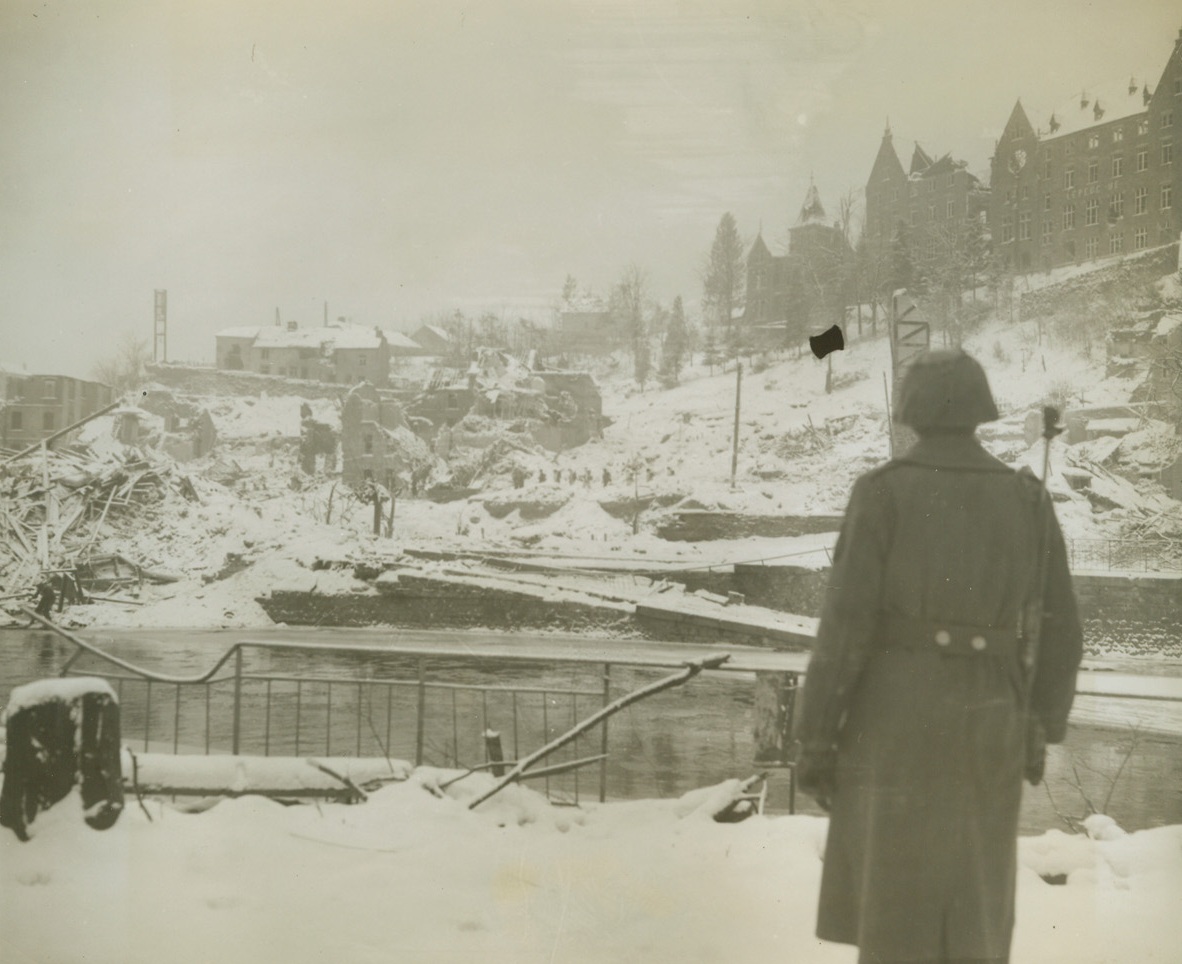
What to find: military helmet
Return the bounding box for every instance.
[896,349,999,431]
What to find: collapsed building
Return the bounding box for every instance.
[338,383,432,489]
[406,349,604,452]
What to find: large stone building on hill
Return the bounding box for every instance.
[990,28,1182,273]
[744,181,851,346]
[863,126,990,291]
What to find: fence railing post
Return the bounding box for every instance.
[232,647,243,755]
[599,662,611,803]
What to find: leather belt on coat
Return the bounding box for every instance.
[879,614,1021,658]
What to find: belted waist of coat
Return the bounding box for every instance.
[879,614,1020,657]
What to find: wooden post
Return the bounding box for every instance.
[232,647,243,755]
[483,730,506,777]
[730,362,742,489]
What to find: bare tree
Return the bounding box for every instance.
[610,263,651,386]
[91,333,152,395]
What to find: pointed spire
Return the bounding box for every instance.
[795,180,828,227]
[1049,112,1060,133]
[883,117,892,140]
[1143,84,1152,106]
[1129,76,1138,95]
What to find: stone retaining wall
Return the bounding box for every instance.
[656,511,844,542]
[1072,572,1182,657]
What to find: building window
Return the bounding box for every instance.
[1137,150,1149,171]
[43,411,54,431]
[447,392,458,411]
[1085,198,1099,226]
[946,199,955,219]
[1019,210,1032,240]
[1135,186,1149,214]
[928,204,936,221]
[260,348,269,360]
[1164,111,1174,129]
[1042,219,1053,244]
[1176,77,1182,95]
[1044,193,1052,211]
[1085,236,1099,259]
[1113,127,1124,142]
[1064,169,1075,189]
[43,378,56,399]
[358,354,367,367]
[1065,239,1076,260]
[1163,142,1174,165]
[1062,204,1075,230]
[1088,133,1099,149]
[1088,159,1099,183]
[1139,118,1150,136]
[1134,226,1148,249]
[1110,233,1124,254]
[1112,192,1124,218]
[1001,213,1014,242]
[1020,185,1030,201]
[10,410,21,430]
[1112,155,1124,177]
[1164,184,1174,210]
[1043,158,1052,180]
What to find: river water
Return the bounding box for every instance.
[2,626,1180,835]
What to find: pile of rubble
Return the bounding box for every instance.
[0,423,192,603]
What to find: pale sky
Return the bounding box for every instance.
[1,0,1178,378]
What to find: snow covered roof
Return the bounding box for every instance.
[1033,76,1150,140]
[220,324,386,352]
[382,329,422,351]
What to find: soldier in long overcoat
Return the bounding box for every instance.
[797,350,1082,964]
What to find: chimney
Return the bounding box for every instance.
[1079,90,1088,110]
[287,320,298,332]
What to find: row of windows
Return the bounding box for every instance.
[1058,143,1173,185]
[1078,111,1174,151]
[1003,184,1172,240]
[6,410,56,431]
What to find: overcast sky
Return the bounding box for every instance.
[1,0,1178,378]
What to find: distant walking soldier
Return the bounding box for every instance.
[797,350,1082,964]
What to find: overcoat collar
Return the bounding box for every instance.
[894,433,1011,473]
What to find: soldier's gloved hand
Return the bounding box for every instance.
[1025,717,1047,786]
[796,744,837,812]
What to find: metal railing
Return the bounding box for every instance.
[44,627,762,807]
[1066,538,1182,573]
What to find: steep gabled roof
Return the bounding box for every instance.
[909,142,935,175]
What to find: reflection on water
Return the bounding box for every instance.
[1,627,1179,834]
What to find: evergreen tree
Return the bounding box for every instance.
[701,212,745,344]
[660,295,689,384]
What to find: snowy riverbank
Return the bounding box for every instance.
[1,772,1179,964]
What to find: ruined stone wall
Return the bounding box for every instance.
[1017,244,1178,323]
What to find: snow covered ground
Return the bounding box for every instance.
[1,772,1178,964]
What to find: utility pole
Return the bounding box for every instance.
[153,289,167,363]
[730,361,742,489]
